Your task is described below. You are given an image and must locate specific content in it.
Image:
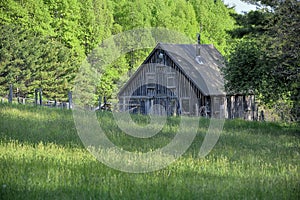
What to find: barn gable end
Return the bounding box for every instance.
[118,43,255,119]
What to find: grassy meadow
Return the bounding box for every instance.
[0,103,299,199]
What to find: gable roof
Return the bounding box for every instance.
[119,43,226,96]
[158,43,226,96]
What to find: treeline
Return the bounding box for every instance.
[0,0,235,101]
[2,0,297,120]
[223,0,299,121]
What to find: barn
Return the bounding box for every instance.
[118,43,256,119]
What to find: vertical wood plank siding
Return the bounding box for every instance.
[119,48,254,119]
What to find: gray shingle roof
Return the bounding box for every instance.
[159,43,226,96]
[118,43,226,96]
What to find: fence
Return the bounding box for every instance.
[1,96,72,109]
[4,85,289,122]
[1,85,113,111]
[1,85,73,109]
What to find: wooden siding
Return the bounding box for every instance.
[118,49,204,116]
[118,47,255,119]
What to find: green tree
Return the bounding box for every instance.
[0,0,239,104]
[87,38,129,100]
[43,0,84,58]
[228,10,271,38]
[189,0,236,54]
[225,0,300,121]
[73,59,97,106]
[149,0,198,39]
[0,25,80,100]
[78,0,114,55]
[0,0,54,35]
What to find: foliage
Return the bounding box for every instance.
[0,0,237,103]
[77,0,114,55]
[228,10,271,38]
[0,25,80,100]
[72,59,98,106]
[189,0,236,55]
[0,104,299,199]
[222,39,267,95]
[225,0,300,121]
[0,0,54,35]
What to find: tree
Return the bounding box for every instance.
[225,0,300,121]
[189,0,236,54]
[0,25,80,100]
[73,59,97,106]
[0,0,54,35]
[228,10,271,38]
[78,0,114,55]
[223,39,263,94]
[0,0,238,105]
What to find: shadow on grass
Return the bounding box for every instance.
[1,164,299,200]
[0,103,299,152]
[223,119,300,137]
[0,103,83,148]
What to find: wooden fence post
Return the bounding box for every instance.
[104,96,107,105]
[98,96,102,111]
[8,84,13,103]
[260,110,265,121]
[35,89,38,105]
[39,88,43,106]
[68,91,73,109]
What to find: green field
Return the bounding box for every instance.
[0,103,299,199]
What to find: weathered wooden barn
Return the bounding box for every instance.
[118,43,256,119]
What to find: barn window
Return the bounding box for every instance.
[167,74,176,88]
[146,73,156,84]
[181,98,190,114]
[158,51,165,64]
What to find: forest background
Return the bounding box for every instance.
[0,0,299,121]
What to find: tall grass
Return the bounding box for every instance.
[0,103,299,199]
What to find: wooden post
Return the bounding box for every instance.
[8,84,13,103]
[260,110,265,121]
[39,88,42,106]
[68,91,72,109]
[98,96,102,111]
[252,95,256,121]
[103,96,107,111]
[35,89,38,105]
[256,106,259,121]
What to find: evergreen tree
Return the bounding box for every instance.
[0,25,80,100]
